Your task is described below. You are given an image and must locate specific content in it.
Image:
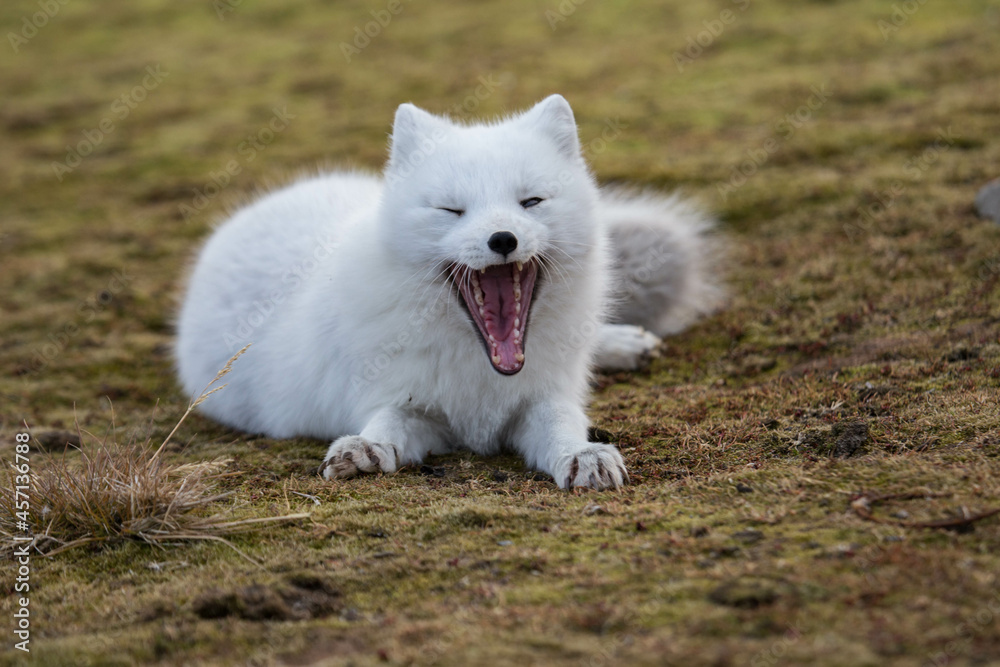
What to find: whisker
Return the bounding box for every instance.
[545,245,586,273]
[536,251,570,286]
[414,263,451,311]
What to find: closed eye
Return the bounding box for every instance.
[520,197,544,209]
[437,207,464,216]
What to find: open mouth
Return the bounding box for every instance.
[451,259,539,375]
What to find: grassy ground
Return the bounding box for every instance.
[2,0,1000,664]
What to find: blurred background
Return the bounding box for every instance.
[1,0,999,434]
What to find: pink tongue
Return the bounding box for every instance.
[479,265,518,341]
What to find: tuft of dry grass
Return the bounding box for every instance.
[0,345,308,560]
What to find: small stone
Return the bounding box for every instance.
[340,607,362,622]
[975,178,1000,223]
[711,546,741,558]
[708,577,786,608]
[497,540,513,547]
[732,529,764,544]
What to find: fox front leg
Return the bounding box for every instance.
[510,398,628,490]
[320,407,450,480]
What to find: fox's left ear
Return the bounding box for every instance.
[521,94,581,159]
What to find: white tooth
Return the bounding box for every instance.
[515,352,524,362]
[515,302,520,313]
[514,317,520,328]
[492,354,501,365]
[480,268,486,275]
[475,291,484,306]
[489,334,496,343]
[516,261,523,272]
[479,307,485,316]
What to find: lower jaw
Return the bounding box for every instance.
[450,261,539,376]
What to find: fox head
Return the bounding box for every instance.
[377,95,601,375]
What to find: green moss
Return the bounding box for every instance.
[3,0,1000,663]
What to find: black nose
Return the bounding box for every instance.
[488,231,518,257]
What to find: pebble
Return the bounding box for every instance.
[975,178,1000,223]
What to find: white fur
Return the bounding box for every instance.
[175,95,722,489]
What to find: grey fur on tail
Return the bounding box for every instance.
[601,188,725,337]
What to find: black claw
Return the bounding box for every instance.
[362,444,376,464]
[317,458,332,476]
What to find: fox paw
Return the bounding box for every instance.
[319,436,400,480]
[556,444,629,490]
[595,324,661,371]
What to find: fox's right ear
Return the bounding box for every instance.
[388,103,446,172]
[521,94,581,160]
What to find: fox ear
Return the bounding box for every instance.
[522,94,581,159]
[388,103,446,171]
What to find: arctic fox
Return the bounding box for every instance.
[175,95,721,489]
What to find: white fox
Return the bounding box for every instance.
[175,95,722,489]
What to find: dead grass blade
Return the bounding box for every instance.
[0,345,308,563]
[850,491,1000,530]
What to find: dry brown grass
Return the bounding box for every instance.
[0,346,308,561]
